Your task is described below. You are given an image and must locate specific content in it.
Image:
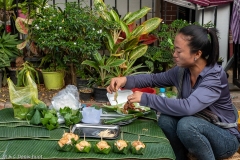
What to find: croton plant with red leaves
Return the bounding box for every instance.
[94,0,162,79]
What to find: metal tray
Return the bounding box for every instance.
[71,123,120,139]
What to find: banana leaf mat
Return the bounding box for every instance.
[0,108,175,159]
[0,108,27,123]
[0,139,175,159]
[121,119,166,139]
[142,110,157,121]
[0,126,49,139]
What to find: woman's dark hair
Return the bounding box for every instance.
[178,25,219,66]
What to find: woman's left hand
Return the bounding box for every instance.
[127,91,143,103]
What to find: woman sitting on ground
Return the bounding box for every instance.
[107,25,240,160]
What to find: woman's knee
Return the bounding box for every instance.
[158,114,179,131]
[177,116,197,132]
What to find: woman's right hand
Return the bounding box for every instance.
[107,77,127,93]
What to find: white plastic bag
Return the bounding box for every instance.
[51,85,81,111]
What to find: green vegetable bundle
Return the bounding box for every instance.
[103,112,144,125]
[41,109,59,130]
[26,102,47,125]
[59,106,82,127]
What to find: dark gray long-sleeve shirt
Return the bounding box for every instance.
[125,64,240,139]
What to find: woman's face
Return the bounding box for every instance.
[173,33,196,67]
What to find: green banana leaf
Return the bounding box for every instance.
[0,140,175,159]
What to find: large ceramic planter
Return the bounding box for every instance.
[79,87,93,101]
[42,71,65,90]
[93,85,108,102]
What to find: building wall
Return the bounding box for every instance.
[195,4,231,67]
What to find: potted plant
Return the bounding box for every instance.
[79,87,93,102]
[15,0,50,66]
[31,1,106,88]
[82,0,161,101]
[15,17,44,69]
[82,52,125,102]
[93,0,162,78]
[39,52,66,90]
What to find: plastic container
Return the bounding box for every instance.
[82,107,102,124]
[107,89,133,105]
[132,87,156,94]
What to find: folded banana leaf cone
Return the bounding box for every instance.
[113,140,130,155]
[74,140,91,153]
[131,140,146,155]
[57,132,79,152]
[93,140,112,154]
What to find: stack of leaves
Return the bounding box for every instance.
[26,102,47,125]
[59,106,82,127]
[41,109,59,130]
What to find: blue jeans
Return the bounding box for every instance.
[158,114,239,160]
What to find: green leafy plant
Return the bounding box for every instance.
[59,106,82,127]
[17,0,50,18]
[26,102,47,125]
[81,0,161,87]
[82,52,125,87]
[16,61,40,87]
[32,1,106,84]
[0,31,22,68]
[15,17,42,57]
[154,19,191,72]
[94,0,162,78]
[41,109,59,130]
[0,0,17,10]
